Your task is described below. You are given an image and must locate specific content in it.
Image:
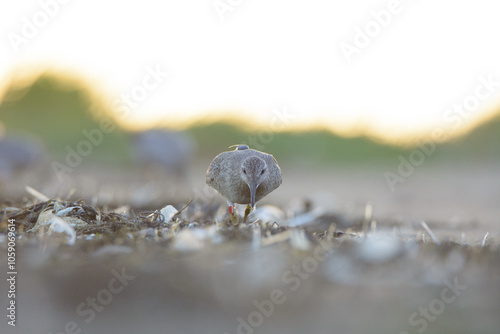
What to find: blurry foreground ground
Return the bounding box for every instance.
[0,160,499,334]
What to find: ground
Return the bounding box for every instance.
[0,161,499,334]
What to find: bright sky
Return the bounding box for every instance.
[1,0,500,142]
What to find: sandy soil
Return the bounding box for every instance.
[1,160,499,334]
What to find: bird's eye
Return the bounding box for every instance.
[243,169,247,174]
[260,169,265,175]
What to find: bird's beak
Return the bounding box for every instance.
[249,180,258,208]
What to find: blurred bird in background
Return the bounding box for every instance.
[130,128,195,188]
[0,122,47,194]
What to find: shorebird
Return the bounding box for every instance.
[0,134,45,182]
[206,145,282,223]
[132,129,194,175]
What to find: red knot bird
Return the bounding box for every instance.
[131,129,194,178]
[206,145,282,223]
[0,133,45,183]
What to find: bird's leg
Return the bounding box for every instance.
[243,205,252,222]
[228,202,238,225]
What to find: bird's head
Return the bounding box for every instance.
[241,156,267,208]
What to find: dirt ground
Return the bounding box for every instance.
[277,161,500,237]
[0,161,499,334]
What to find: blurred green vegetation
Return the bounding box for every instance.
[185,121,410,165]
[0,73,130,163]
[1,72,499,167]
[440,113,500,161]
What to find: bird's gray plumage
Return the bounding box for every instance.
[131,129,194,177]
[206,146,281,206]
[0,135,45,180]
